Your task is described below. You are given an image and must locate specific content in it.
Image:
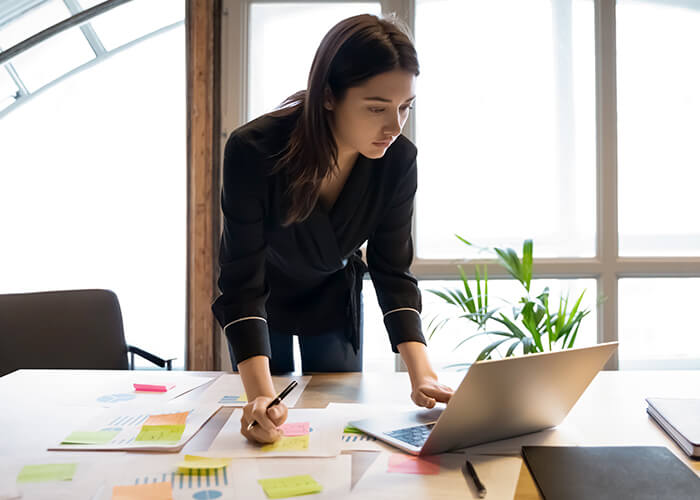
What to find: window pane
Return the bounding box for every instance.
[362,277,597,371]
[414,0,596,259]
[247,2,381,120]
[86,0,184,51]
[619,278,700,369]
[0,0,70,49]
[7,26,94,91]
[0,25,186,369]
[617,1,700,256]
[0,66,18,111]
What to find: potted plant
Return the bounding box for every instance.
[426,236,594,367]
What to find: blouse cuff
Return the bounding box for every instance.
[383,308,426,353]
[224,317,272,365]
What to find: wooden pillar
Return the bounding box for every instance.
[186,0,221,370]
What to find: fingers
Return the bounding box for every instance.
[267,402,288,427]
[421,384,454,403]
[412,388,436,409]
[240,397,284,444]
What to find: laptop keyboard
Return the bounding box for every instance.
[385,423,436,447]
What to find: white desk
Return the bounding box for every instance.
[0,369,698,499]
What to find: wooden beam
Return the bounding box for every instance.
[186,0,221,370]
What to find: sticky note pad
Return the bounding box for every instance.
[134,424,185,443]
[176,455,231,473]
[144,412,188,426]
[260,435,309,452]
[61,430,119,445]
[280,422,310,437]
[112,481,173,499]
[343,425,363,434]
[387,453,440,475]
[257,474,322,499]
[133,384,175,393]
[17,463,77,483]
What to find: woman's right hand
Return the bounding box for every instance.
[240,396,288,444]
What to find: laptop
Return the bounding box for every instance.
[349,342,618,456]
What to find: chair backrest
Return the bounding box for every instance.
[0,289,129,376]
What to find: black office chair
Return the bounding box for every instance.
[0,289,175,377]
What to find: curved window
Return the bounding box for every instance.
[0,0,186,368]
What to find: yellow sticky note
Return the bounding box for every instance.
[112,482,173,499]
[17,463,77,483]
[176,455,231,474]
[260,435,309,452]
[134,424,185,443]
[144,412,188,426]
[257,474,322,499]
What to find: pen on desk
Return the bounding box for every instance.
[246,380,298,431]
[464,459,487,498]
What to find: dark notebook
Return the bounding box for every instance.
[521,446,700,500]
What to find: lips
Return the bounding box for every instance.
[373,138,393,147]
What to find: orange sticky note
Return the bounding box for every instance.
[133,384,175,392]
[112,482,173,499]
[280,422,310,437]
[387,454,440,475]
[144,412,188,426]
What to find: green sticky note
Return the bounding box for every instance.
[61,430,119,445]
[344,425,363,434]
[17,463,77,483]
[257,474,322,499]
[135,424,185,443]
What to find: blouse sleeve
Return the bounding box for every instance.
[367,154,426,353]
[211,134,272,364]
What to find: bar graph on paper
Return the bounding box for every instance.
[132,468,228,499]
[341,433,377,442]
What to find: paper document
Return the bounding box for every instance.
[49,403,220,452]
[206,408,344,458]
[347,452,521,500]
[198,374,310,408]
[232,455,351,500]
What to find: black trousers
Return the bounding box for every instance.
[228,305,364,374]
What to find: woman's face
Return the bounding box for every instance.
[326,69,417,160]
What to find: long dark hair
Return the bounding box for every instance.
[269,13,420,226]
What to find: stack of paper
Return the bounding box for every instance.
[49,403,219,452]
[198,374,311,408]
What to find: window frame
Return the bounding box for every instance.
[220,0,700,371]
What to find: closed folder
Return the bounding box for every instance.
[646,397,700,457]
[521,446,700,500]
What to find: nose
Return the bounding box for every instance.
[383,110,402,137]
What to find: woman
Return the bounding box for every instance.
[212,13,453,445]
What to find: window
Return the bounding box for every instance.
[0,0,187,369]
[220,0,700,371]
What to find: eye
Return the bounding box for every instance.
[368,107,385,113]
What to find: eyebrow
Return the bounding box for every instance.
[363,95,416,104]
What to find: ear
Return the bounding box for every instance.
[323,87,335,111]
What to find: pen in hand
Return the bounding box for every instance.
[464,459,487,498]
[246,380,298,431]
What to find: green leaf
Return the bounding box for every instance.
[458,266,477,315]
[426,289,458,307]
[476,337,513,361]
[492,314,526,339]
[443,362,472,371]
[493,247,521,281]
[452,330,513,351]
[475,265,483,313]
[455,234,472,246]
[522,239,533,292]
[505,339,521,357]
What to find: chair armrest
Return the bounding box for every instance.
[127,345,177,370]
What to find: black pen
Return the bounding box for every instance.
[464,459,487,498]
[246,380,298,431]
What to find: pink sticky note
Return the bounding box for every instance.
[280,422,310,437]
[387,453,440,475]
[133,384,175,393]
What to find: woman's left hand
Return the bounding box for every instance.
[411,376,454,409]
